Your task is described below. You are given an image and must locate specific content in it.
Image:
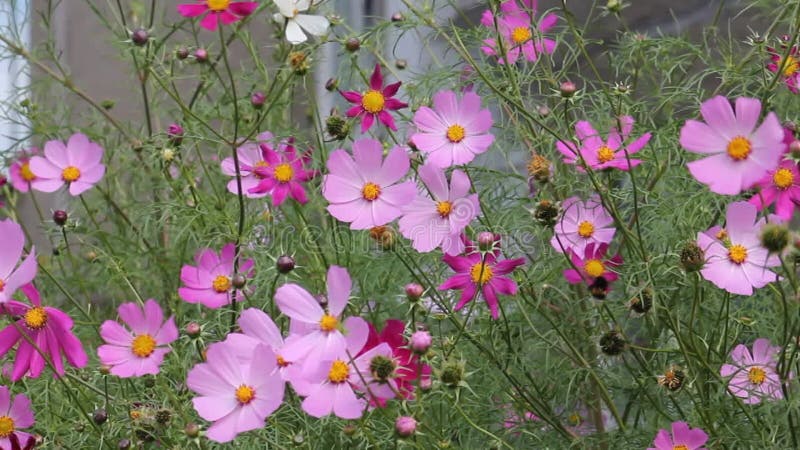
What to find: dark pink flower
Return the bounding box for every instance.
[556,116,650,172]
[341,64,408,133]
[0,386,35,450]
[361,319,431,402]
[8,148,39,193]
[177,1,258,31]
[248,137,317,206]
[480,0,557,65]
[767,45,800,93]
[563,243,622,295]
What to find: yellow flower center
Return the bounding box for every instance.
[716,228,728,241]
[511,26,532,44]
[446,124,466,143]
[212,275,231,293]
[274,163,294,183]
[253,161,270,179]
[328,360,349,383]
[0,416,14,438]
[673,446,689,450]
[235,384,255,404]
[24,306,48,330]
[728,244,747,264]
[596,146,615,163]
[362,182,381,201]
[361,90,385,114]
[773,168,794,190]
[470,262,494,284]
[584,259,605,278]
[726,136,752,161]
[319,314,338,332]
[780,55,799,77]
[436,201,453,217]
[568,413,582,426]
[206,0,230,11]
[0,280,4,292]
[61,166,81,182]
[277,355,289,367]
[577,221,595,238]
[131,334,157,358]
[20,162,36,181]
[748,366,767,385]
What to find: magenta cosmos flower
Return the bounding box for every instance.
[411,90,494,168]
[178,243,255,308]
[341,64,408,133]
[177,0,258,31]
[480,0,557,65]
[221,131,273,199]
[767,44,800,93]
[0,220,37,304]
[0,284,87,381]
[648,421,708,450]
[720,338,787,404]
[28,133,105,196]
[0,387,34,450]
[563,243,622,296]
[550,196,616,256]
[697,201,780,296]
[322,138,415,230]
[557,116,650,172]
[8,148,39,192]
[399,164,480,255]
[248,137,317,206]
[748,158,800,220]
[97,299,178,378]
[187,340,284,443]
[680,96,785,195]
[439,235,526,319]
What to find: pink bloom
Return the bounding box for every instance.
[748,159,800,220]
[399,164,480,255]
[248,137,317,206]
[97,299,178,378]
[480,0,557,65]
[720,338,788,404]
[341,64,407,133]
[0,386,35,450]
[550,196,615,255]
[177,1,258,31]
[563,243,622,295]
[0,284,88,381]
[361,319,431,401]
[187,340,284,443]
[0,220,37,304]
[322,138,415,230]
[438,235,526,319]
[680,96,785,195]
[648,421,708,450]
[410,90,494,168]
[178,243,255,309]
[767,45,800,93]
[556,116,650,172]
[28,133,105,196]
[221,132,274,199]
[697,201,780,296]
[8,148,39,192]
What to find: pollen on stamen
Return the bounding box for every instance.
[577,221,594,238]
[0,416,14,438]
[446,124,465,143]
[212,275,232,293]
[61,166,81,182]
[235,384,255,404]
[319,314,339,332]
[206,0,230,12]
[584,259,605,278]
[748,366,766,385]
[24,306,48,330]
[436,201,453,217]
[510,26,532,44]
[328,360,349,383]
[361,90,386,114]
[773,168,794,190]
[470,262,493,284]
[274,163,294,183]
[596,146,615,163]
[131,334,157,358]
[726,136,752,161]
[362,182,381,201]
[728,244,748,264]
[20,162,36,181]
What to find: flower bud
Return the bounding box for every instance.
[167,123,184,145]
[155,409,171,425]
[185,322,201,338]
[232,274,247,289]
[420,376,433,391]
[193,48,209,63]
[537,105,551,117]
[345,37,360,52]
[131,28,149,46]
[325,78,338,91]
[99,364,111,375]
[789,140,800,158]
[369,226,395,250]
[342,423,358,436]
[118,439,131,450]
[629,288,653,314]
[395,59,407,70]
[184,422,200,438]
[176,47,190,60]
[606,0,622,13]
[404,283,424,302]
[599,330,626,356]
[0,174,7,187]
[93,409,108,425]
[391,12,404,22]
[533,200,560,227]
[288,51,310,75]
[761,223,790,253]
[276,255,296,274]
[161,148,175,162]
[369,355,396,382]
[53,210,68,227]
[439,360,465,387]
[679,241,705,272]
[559,81,577,98]
[326,115,350,141]
[395,416,417,438]
[477,232,495,251]
[251,91,266,109]
[410,330,432,354]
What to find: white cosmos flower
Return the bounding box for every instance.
[273,0,329,44]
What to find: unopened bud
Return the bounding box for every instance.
[410,330,432,354]
[53,210,68,226]
[559,81,577,98]
[251,91,266,109]
[131,28,149,46]
[404,283,424,301]
[395,416,417,438]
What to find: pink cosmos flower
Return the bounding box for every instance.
[648,421,708,450]
[248,137,317,205]
[361,319,432,401]
[720,338,787,404]
[680,96,785,195]
[550,196,616,256]
[410,90,495,168]
[0,284,88,381]
[697,201,780,296]
[322,138,416,230]
[28,133,105,196]
[556,116,650,172]
[0,220,37,304]
[767,44,800,93]
[399,164,480,255]
[177,0,258,31]
[439,235,526,319]
[187,340,284,443]
[341,64,408,132]
[748,159,800,220]
[563,243,622,296]
[480,0,557,65]
[8,148,39,193]
[221,132,273,199]
[0,387,35,450]
[178,243,255,309]
[97,299,178,378]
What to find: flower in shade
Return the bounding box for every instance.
[273,0,330,44]
[0,220,37,304]
[177,0,258,31]
[550,196,615,256]
[648,421,708,450]
[557,116,650,172]
[178,243,255,309]
[748,129,800,220]
[563,243,622,295]
[680,96,785,195]
[361,320,431,401]
[221,132,273,199]
[28,133,105,196]
[0,387,34,450]
[187,340,284,443]
[399,164,480,255]
[247,137,317,205]
[322,138,415,230]
[97,299,178,378]
[720,338,787,404]
[767,44,800,93]
[439,235,526,319]
[8,148,39,193]
[341,64,408,132]
[0,284,88,381]
[697,201,780,295]
[480,0,557,65]
[410,90,494,168]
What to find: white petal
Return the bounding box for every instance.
[295,14,329,37]
[273,0,296,18]
[285,19,308,44]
